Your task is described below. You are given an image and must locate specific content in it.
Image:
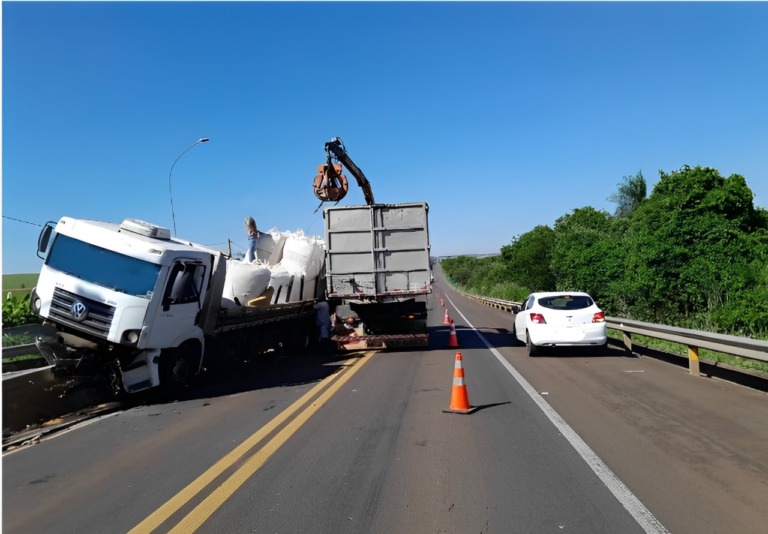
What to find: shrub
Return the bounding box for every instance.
[2,293,42,328]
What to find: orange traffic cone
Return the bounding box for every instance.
[448,320,459,348]
[444,352,478,414]
[443,308,451,325]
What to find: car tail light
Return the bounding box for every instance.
[592,312,606,323]
[529,312,546,324]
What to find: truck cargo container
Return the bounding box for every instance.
[324,202,431,349]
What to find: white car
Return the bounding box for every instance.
[511,292,607,356]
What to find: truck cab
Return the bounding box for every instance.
[32,217,222,393]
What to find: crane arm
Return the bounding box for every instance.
[324,138,375,205]
[313,137,375,206]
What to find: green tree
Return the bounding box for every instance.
[500,225,556,292]
[550,207,625,312]
[441,255,483,287]
[608,171,647,219]
[623,165,767,324]
[441,255,528,302]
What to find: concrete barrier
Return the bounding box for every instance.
[2,366,105,438]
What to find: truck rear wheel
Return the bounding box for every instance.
[290,321,316,352]
[290,331,311,352]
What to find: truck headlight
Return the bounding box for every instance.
[30,288,42,314]
[122,330,140,345]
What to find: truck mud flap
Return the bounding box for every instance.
[331,334,428,351]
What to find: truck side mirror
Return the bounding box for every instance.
[37,224,55,259]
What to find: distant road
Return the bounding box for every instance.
[3,266,767,533]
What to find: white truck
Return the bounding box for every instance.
[31,217,323,394]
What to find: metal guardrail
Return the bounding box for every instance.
[462,293,518,312]
[2,325,53,363]
[605,317,768,376]
[460,292,768,377]
[465,295,517,312]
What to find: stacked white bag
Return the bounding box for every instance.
[269,230,326,303]
[222,229,325,307]
[220,260,271,308]
[253,232,287,266]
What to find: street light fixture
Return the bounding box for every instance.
[168,137,209,237]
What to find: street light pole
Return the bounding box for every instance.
[168,137,210,237]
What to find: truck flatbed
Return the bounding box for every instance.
[216,300,319,333]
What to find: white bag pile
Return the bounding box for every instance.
[253,232,287,266]
[275,231,326,303]
[222,229,325,308]
[220,261,271,308]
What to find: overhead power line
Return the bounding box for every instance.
[3,216,42,227]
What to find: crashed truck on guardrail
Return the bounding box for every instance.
[30,203,431,394]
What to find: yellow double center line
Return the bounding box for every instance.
[129,351,376,534]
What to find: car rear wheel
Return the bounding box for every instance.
[526,331,539,356]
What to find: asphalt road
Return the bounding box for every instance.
[3,268,767,534]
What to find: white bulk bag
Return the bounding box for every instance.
[286,273,319,302]
[280,235,313,274]
[252,231,287,266]
[267,265,294,304]
[280,234,325,279]
[223,259,271,306]
[301,275,318,301]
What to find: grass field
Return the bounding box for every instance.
[3,273,39,297]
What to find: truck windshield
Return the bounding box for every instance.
[46,234,161,298]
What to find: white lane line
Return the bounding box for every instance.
[445,295,669,534]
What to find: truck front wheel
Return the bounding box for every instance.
[160,343,200,395]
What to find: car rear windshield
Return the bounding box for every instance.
[538,295,594,310]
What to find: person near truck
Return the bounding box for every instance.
[331,310,360,336]
[244,216,259,263]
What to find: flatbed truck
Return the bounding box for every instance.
[31,217,322,394]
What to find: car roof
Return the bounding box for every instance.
[530,291,592,298]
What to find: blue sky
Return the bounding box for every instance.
[3,1,767,275]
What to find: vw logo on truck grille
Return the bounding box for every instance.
[50,288,114,339]
[70,301,89,322]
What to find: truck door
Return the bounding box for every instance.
[145,260,207,348]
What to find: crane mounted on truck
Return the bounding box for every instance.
[313,137,432,350]
[313,137,375,207]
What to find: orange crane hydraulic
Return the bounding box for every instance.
[313,137,376,208]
